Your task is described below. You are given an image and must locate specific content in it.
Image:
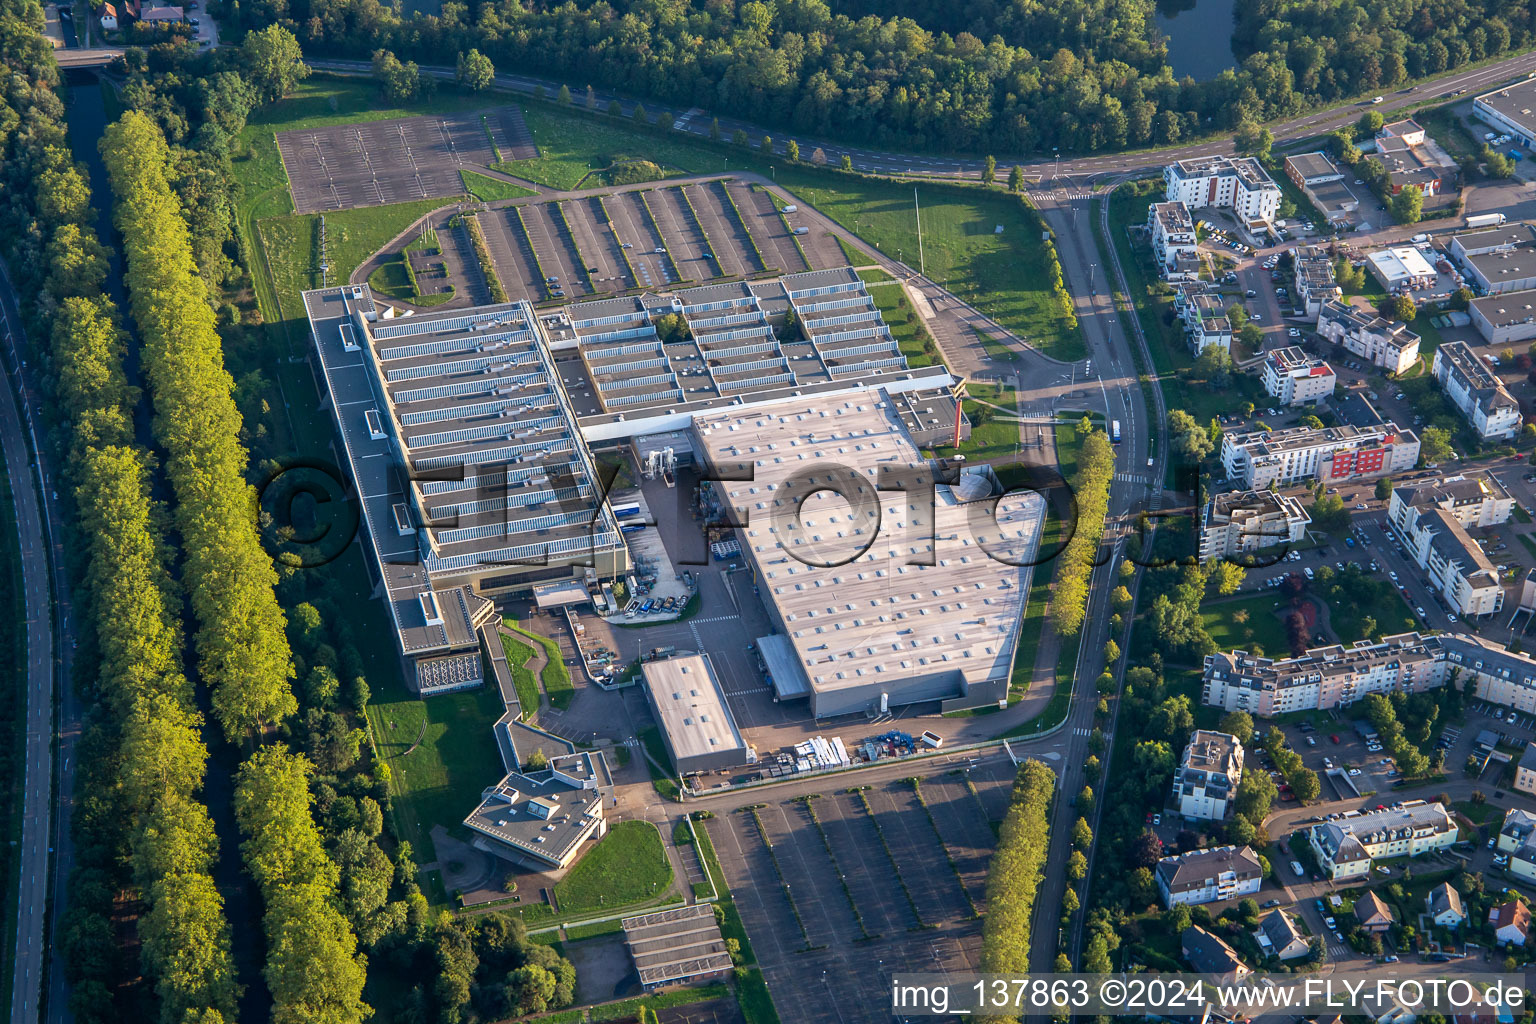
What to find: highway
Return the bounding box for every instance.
[310,48,1536,186]
[0,258,76,1024]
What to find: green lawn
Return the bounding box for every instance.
[552,820,673,913]
[770,172,1085,361]
[1454,800,1500,824]
[976,327,1018,362]
[256,197,457,336]
[499,632,542,717]
[836,236,877,266]
[503,618,575,710]
[1325,586,1417,643]
[366,248,457,308]
[735,968,783,1024]
[1201,593,1294,657]
[459,168,539,202]
[364,678,508,863]
[494,103,712,189]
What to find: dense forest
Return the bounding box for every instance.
[219,0,1535,154]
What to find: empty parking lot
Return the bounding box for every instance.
[278,107,536,214]
[704,761,1014,1024]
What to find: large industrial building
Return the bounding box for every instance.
[1474,78,1536,152]
[1450,222,1536,294]
[1202,630,1536,718]
[691,394,1039,718]
[304,287,628,694]
[1431,339,1522,440]
[1219,422,1420,489]
[639,653,753,775]
[1472,290,1536,345]
[304,269,959,684]
[462,750,614,870]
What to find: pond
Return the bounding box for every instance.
[1154,0,1240,81]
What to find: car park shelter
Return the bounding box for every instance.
[622,904,732,989]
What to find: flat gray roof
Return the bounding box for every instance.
[1468,246,1536,287]
[1285,151,1341,181]
[1476,78,1536,137]
[462,751,609,864]
[1473,289,1536,328]
[640,654,749,765]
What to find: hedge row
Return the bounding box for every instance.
[465,212,511,303]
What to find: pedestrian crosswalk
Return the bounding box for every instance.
[1072,726,1093,737]
[1031,190,1095,201]
[1114,473,1150,485]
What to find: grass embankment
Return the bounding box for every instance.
[503,617,576,710]
[499,631,543,716]
[459,168,538,201]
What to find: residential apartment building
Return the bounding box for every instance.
[1396,506,1504,617]
[1293,247,1342,317]
[1387,471,1511,618]
[1198,488,1310,563]
[1372,119,1457,197]
[1262,346,1337,406]
[1316,298,1421,375]
[1177,288,1234,353]
[1471,290,1536,346]
[1514,744,1536,798]
[1149,201,1200,279]
[1307,801,1457,880]
[1432,340,1522,440]
[1499,808,1536,883]
[1172,730,1245,820]
[1219,422,1420,490]
[1387,471,1514,531]
[1203,630,1536,719]
[1155,845,1264,907]
[1164,157,1283,228]
[1450,223,1536,295]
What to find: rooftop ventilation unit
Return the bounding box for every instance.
[365,408,387,440]
[419,590,444,626]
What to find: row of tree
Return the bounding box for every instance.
[979,758,1054,1020]
[220,0,1533,156]
[0,8,243,1021]
[102,110,298,742]
[234,746,372,1023]
[1052,424,1115,636]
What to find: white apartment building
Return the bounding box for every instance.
[1172,730,1244,821]
[1149,201,1200,279]
[1388,471,1511,618]
[1308,801,1457,881]
[1155,846,1264,907]
[1198,488,1310,563]
[1164,157,1283,228]
[1262,346,1337,406]
[1514,746,1536,799]
[1498,807,1536,883]
[1203,630,1536,719]
[1219,422,1419,490]
[1387,471,1513,531]
[1292,247,1341,317]
[1316,298,1421,375]
[1431,340,1522,440]
[1176,288,1233,353]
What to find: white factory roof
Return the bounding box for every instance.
[639,654,747,762]
[1368,245,1437,282]
[692,394,1036,700]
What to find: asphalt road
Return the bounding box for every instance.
[309,49,1536,187]
[0,259,75,1024]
